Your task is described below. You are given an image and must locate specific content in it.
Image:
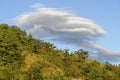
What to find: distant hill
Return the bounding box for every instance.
[0,24,120,80]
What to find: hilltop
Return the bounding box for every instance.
[0,24,120,80]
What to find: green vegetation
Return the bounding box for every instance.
[0,24,120,80]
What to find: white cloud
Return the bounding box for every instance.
[15,4,120,63]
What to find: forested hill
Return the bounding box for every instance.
[0,24,120,80]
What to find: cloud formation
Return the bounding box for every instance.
[15,4,120,63]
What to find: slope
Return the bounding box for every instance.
[0,24,120,80]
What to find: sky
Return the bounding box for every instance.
[0,0,120,64]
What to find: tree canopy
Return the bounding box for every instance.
[0,24,120,80]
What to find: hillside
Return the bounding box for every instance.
[0,24,120,80]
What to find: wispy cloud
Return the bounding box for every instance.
[15,3,120,63]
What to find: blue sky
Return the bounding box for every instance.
[0,0,120,64]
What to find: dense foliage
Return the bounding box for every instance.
[0,24,120,80]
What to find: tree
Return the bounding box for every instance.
[74,49,88,59]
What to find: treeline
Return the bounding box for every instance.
[0,24,120,80]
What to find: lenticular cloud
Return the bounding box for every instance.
[15,3,120,63]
